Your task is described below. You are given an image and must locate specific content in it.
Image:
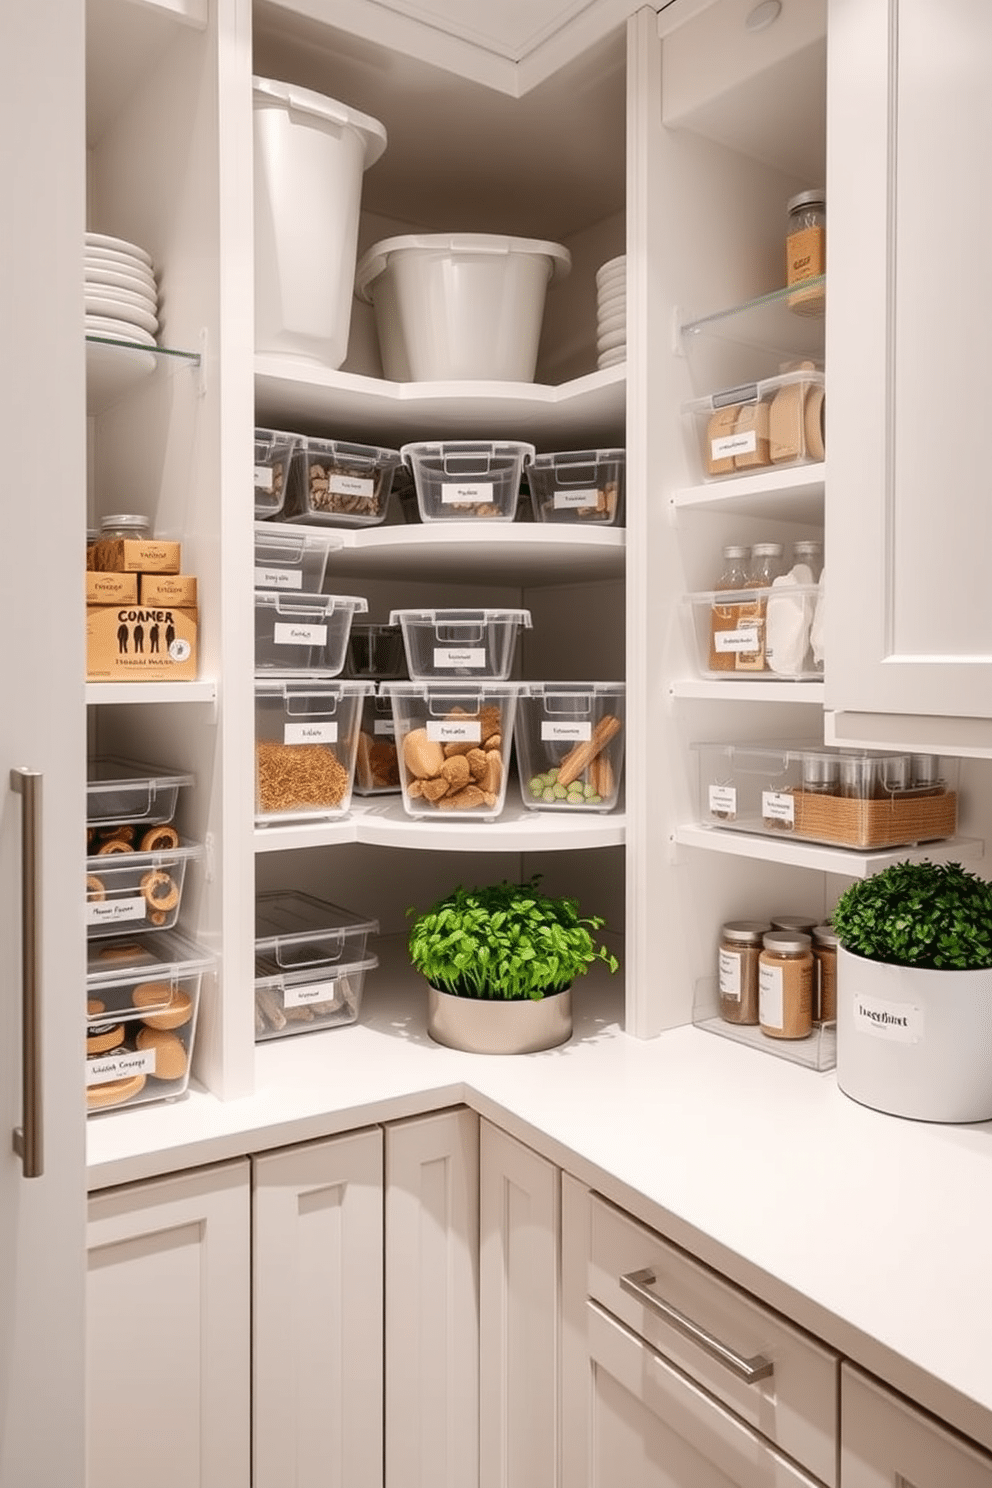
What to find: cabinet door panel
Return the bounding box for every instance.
[841,1364,992,1486]
[253,1129,383,1488]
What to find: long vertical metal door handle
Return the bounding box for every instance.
[10,768,42,1177]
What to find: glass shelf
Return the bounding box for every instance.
[679,279,825,391]
[86,335,201,413]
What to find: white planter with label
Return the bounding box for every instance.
[836,947,992,1123]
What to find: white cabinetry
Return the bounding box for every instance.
[841,1364,992,1487]
[86,1160,252,1488]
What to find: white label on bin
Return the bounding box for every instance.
[541,721,592,742]
[718,949,742,999]
[86,1048,157,1086]
[711,430,757,459]
[284,722,338,745]
[441,482,494,504]
[329,473,373,498]
[273,622,327,647]
[87,896,147,927]
[433,647,486,668]
[255,465,274,491]
[714,629,760,653]
[283,977,341,1010]
[255,566,303,590]
[708,784,737,817]
[427,720,482,744]
[762,790,795,826]
[373,720,395,737]
[853,992,923,1044]
[759,963,784,1029]
[553,488,597,510]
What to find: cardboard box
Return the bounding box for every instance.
[91,537,182,574]
[86,571,139,605]
[140,573,198,606]
[86,605,198,681]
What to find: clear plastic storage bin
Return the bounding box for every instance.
[354,687,402,794]
[86,840,202,937]
[683,370,825,482]
[254,591,367,673]
[86,756,194,827]
[255,678,371,822]
[693,742,959,850]
[343,622,408,680]
[254,527,332,593]
[514,682,625,812]
[683,585,823,679]
[254,890,378,1040]
[400,440,534,522]
[254,428,300,517]
[390,607,531,681]
[86,931,211,1113]
[527,449,625,526]
[382,681,520,819]
[283,436,402,526]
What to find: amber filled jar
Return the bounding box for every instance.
[718,920,769,1025]
[786,189,825,314]
[708,544,749,673]
[811,924,838,1023]
[759,930,813,1040]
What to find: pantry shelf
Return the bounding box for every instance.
[86,680,217,705]
[674,823,984,877]
[670,679,825,703]
[672,463,825,524]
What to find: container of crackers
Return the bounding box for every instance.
[254,890,379,1040]
[255,678,372,823]
[86,837,203,938]
[381,680,520,820]
[683,369,825,482]
[514,682,625,812]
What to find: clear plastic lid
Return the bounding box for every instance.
[86,930,213,991]
[255,891,379,969]
[390,608,531,628]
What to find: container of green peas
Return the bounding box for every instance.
[514,682,625,813]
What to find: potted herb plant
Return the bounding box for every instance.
[831,860,992,1123]
[407,875,619,1054]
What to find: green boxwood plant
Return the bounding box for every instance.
[832,860,992,971]
[407,875,619,1001]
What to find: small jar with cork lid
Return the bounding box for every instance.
[718,920,769,1025]
[758,929,813,1039]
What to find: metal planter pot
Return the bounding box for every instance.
[426,984,572,1055]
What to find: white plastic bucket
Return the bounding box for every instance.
[354,233,571,382]
[253,77,386,367]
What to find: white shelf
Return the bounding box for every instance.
[86,680,217,705]
[672,463,826,524]
[670,679,825,703]
[674,823,984,878]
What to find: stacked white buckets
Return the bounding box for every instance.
[253,77,386,367]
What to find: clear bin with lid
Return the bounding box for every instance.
[255,951,377,1039]
[527,449,625,526]
[354,686,402,795]
[86,756,194,827]
[390,607,531,680]
[343,622,408,680]
[86,930,212,1113]
[86,840,202,937]
[254,592,367,673]
[254,428,300,517]
[514,682,625,812]
[400,440,534,522]
[255,889,378,1040]
[692,741,959,850]
[683,369,825,482]
[382,680,520,820]
[283,436,402,526]
[254,526,333,594]
[255,678,372,823]
[683,583,823,679]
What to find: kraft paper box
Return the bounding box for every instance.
[140,573,198,606]
[87,604,198,681]
[86,571,139,605]
[91,537,182,574]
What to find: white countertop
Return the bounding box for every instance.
[87,970,992,1456]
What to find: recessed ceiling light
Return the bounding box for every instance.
[745,0,783,32]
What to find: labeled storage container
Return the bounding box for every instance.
[86,930,212,1112]
[283,436,402,526]
[255,678,371,823]
[353,686,402,795]
[527,449,625,526]
[86,841,202,937]
[253,77,386,368]
[254,591,367,673]
[254,527,332,594]
[254,890,379,1040]
[683,369,825,481]
[683,583,823,679]
[514,682,625,812]
[693,742,959,850]
[354,233,571,382]
[343,622,408,680]
[400,440,535,522]
[390,607,531,681]
[86,757,194,828]
[254,428,300,517]
[382,681,520,820]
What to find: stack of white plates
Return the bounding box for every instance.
[84,233,159,347]
[596,254,626,369]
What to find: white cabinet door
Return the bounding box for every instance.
[479,1120,560,1488]
[826,0,992,743]
[86,1161,251,1488]
[841,1364,992,1486]
[252,1128,384,1488]
[385,1108,480,1488]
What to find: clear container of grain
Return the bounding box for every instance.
[255,678,372,823]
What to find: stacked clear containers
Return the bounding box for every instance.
[254,891,379,1040]
[514,682,626,812]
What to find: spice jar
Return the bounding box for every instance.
[811,924,838,1023]
[769,914,819,936]
[708,544,750,673]
[786,189,825,314]
[99,513,151,539]
[718,920,769,1025]
[792,538,823,582]
[736,542,784,672]
[759,930,813,1039]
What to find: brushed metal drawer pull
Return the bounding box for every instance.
[619,1267,774,1385]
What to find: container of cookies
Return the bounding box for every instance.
[400,440,534,522]
[390,607,531,681]
[86,840,203,938]
[86,756,194,828]
[282,435,402,527]
[255,427,301,518]
[381,680,520,820]
[254,591,368,673]
[514,682,625,812]
[526,449,626,526]
[86,931,212,1113]
[255,678,372,823]
[682,369,825,482]
[253,525,336,594]
[254,890,379,1040]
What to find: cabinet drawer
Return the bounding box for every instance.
[588,1194,839,1486]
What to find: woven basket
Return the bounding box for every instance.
[792,789,957,850]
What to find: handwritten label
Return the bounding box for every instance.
[427,720,482,744]
[329,473,373,498]
[86,1048,157,1086]
[441,482,494,505]
[541,720,591,742]
[553,488,597,510]
[283,978,341,1010]
[711,430,757,460]
[762,790,795,826]
[719,949,742,999]
[708,784,737,817]
[273,622,327,648]
[758,963,784,1028]
[433,647,485,669]
[853,992,923,1044]
[87,896,146,927]
[284,722,338,745]
[255,566,303,590]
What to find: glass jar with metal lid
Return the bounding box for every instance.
[786,189,825,313]
[759,929,813,1040]
[811,923,839,1023]
[718,920,769,1026]
[99,513,151,539]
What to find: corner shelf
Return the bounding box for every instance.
[674,823,984,878]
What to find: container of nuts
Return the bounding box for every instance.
[255,678,373,823]
[382,681,520,820]
[400,439,534,522]
[254,428,300,518]
[526,449,625,526]
[282,435,403,526]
